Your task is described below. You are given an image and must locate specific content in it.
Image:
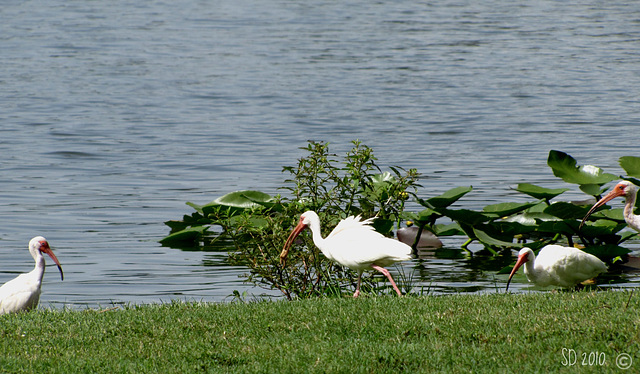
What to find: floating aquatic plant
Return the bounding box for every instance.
[161,143,640,298]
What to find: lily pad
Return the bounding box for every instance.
[578,184,607,197]
[514,183,569,201]
[483,202,537,218]
[618,231,639,244]
[202,190,275,216]
[212,190,273,208]
[473,227,522,249]
[418,186,472,209]
[491,221,536,236]
[371,218,394,236]
[620,156,640,178]
[589,208,624,222]
[503,211,561,226]
[581,244,631,258]
[163,212,207,234]
[159,225,208,245]
[579,220,626,236]
[535,220,578,234]
[547,150,616,186]
[186,202,204,215]
[440,208,491,226]
[414,208,442,224]
[543,202,590,220]
[432,222,464,236]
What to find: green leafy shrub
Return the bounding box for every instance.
[162,140,419,299]
[162,144,640,298]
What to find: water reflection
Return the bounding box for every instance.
[165,231,640,299]
[2,0,640,308]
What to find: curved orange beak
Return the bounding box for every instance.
[506,252,529,291]
[40,241,64,281]
[279,218,307,265]
[579,187,626,230]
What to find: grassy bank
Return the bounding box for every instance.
[1,291,638,373]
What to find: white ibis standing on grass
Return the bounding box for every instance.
[506,245,607,291]
[580,180,640,233]
[0,237,64,314]
[280,211,412,297]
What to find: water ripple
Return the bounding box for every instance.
[1,0,639,308]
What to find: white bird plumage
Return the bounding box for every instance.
[581,180,640,233]
[0,236,64,315]
[280,211,412,297]
[506,245,607,290]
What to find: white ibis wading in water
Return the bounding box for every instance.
[506,245,607,291]
[580,180,640,233]
[0,237,63,314]
[280,211,412,297]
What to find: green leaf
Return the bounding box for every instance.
[370,172,396,185]
[164,220,190,233]
[432,222,464,236]
[419,186,473,209]
[186,202,204,215]
[620,156,640,178]
[473,227,522,249]
[229,215,270,229]
[578,184,606,196]
[163,211,208,234]
[547,150,616,186]
[502,211,561,226]
[490,221,536,236]
[579,220,626,236]
[543,202,590,220]
[526,202,550,213]
[371,218,394,236]
[213,190,273,208]
[497,265,514,275]
[535,220,579,234]
[440,208,491,226]
[590,208,624,222]
[413,208,442,225]
[159,226,208,245]
[581,244,631,258]
[618,231,639,243]
[514,183,569,201]
[364,172,398,202]
[202,204,245,218]
[483,202,537,218]
[624,177,640,189]
[202,190,275,216]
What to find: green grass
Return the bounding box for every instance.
[1,291,638,373]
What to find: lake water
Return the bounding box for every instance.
[1,0,639,309]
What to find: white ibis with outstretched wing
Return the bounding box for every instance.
[280,211,412,297]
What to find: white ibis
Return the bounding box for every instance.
[0,237,63,314]
[280,211,412,297]
[580,180,640,232]
[506,245,607,291]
